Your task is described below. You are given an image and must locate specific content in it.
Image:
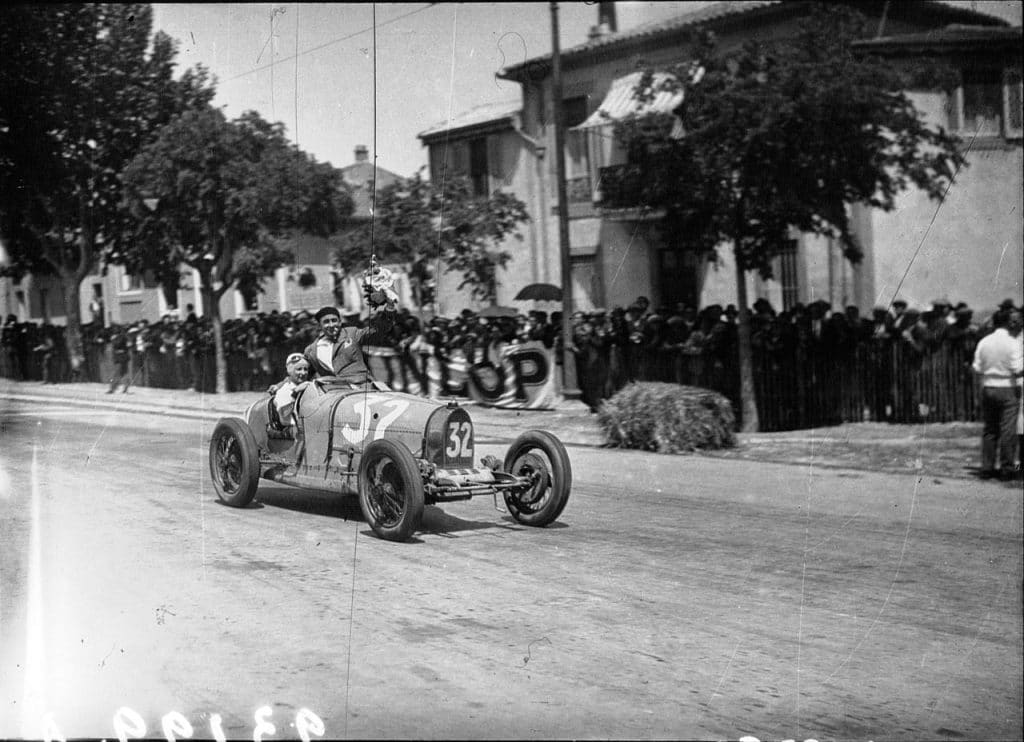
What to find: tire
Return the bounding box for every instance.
[357,439,425,542]
[209,417,261,508]
[502,430,572,527]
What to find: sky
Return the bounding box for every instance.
[149,1,1023,178]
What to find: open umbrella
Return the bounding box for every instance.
[478,305,519,318]
[514,283,563,302]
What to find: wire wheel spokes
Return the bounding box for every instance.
[365,457,406,527]
[215,434,243,494]
[510,451,551,511]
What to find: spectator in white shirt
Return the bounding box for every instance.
[972,308,1024,480]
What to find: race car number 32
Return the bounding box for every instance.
[446,420,473,460]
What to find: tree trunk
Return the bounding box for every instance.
[58,268,86,380]
[733,244,760,432]
[201,284,228,394]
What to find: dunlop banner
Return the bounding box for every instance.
[364,340,556,409]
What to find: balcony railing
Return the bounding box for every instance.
[566,174,592,204]
[596,164,646,210]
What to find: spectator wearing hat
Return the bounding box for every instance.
[886,299,908,334]
[972,308,1024,479]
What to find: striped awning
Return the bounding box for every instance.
[573,71,684,136]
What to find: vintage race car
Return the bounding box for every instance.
[208,377,572,542]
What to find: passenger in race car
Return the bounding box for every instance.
[272,353,310,426]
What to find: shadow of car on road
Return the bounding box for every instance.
[253,484,364,521]
[418,504,522,539]
[244,485,530,541]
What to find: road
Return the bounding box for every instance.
[0,399,1020,741]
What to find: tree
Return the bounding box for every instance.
[614,4,966,431]
[0,4,214,369]
[333,171,530,308]
[119,107,350,393]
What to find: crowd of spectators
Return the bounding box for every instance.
[567,295,1003,409]
[0,303,561,394]
[1,294,1017,427]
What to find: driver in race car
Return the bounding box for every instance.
[303,285,398,385]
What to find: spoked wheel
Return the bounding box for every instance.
[502,430,572,527]
[357,439,425,542]
[209,418,260,507]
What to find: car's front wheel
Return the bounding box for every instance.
[209,417,260,508]
[503,430,572,527]
[357,439,425,542]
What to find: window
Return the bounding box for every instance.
[658,249,701,309]
[119,270,143,293]
[563,96,592,203]
[160,281,179,312]
[949,65,1023,139]
[237,287,259,313]
[777,240,799,311]
[569,254,601,308]
[469,137,489,197]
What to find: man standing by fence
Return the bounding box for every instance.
[972,308,1023,480]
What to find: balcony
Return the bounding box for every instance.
[566,174,593,204]
[596,164,646,210]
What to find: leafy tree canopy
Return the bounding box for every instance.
[0,3,215,281]
[119,106,350,297]
[119,105,351,393]
[334,171,529,306]
[615,2,966,278]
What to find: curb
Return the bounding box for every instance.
[2,389,606,447]
[4,391,232,422]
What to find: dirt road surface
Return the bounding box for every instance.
[0,399,1020,740]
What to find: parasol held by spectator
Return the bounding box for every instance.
[514,283,563,302]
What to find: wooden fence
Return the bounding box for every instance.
[620,341,980,431]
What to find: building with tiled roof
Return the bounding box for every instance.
[497,1,1009,82]
[418,0,1019,320]
[853,22,1022,53]
[339,145,404,220]
[418,101,521,141]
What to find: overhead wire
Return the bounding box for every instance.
[226,3,435,83]
[345,5,377,737]
[434,5,460,315]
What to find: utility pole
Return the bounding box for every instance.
[550,1,581,400]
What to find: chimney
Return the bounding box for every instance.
[598,2,617,33]
[354,145,368,163]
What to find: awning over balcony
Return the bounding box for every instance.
[572,71,685,137]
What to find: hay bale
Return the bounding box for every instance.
[596,382,736,453]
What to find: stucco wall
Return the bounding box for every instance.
[870,90,1023,312]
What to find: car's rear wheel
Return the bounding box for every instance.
[503,430,572,527]
[209,417,260,508]
[357,439,425,542]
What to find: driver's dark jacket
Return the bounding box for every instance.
[302,309,396,383]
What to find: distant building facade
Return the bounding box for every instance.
[418,101,554,314]
[421,0,1020,315]
[0,145,407,325]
